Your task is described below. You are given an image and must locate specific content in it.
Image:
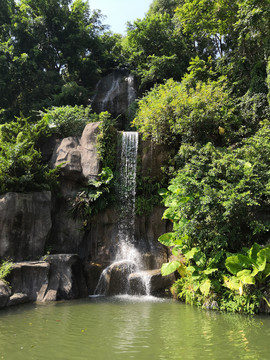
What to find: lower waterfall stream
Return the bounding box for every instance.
[94,131,151,296]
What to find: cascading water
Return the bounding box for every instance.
[94,132,151,296]
[127,74,136,109]
[91,71,136,116]
[100,78,120,112]
[116,131,139,261]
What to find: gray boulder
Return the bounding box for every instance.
[108,261,137,296]
[79,123,100,180]
[50,122,100,184]
[8,293,29,306]
[50,137,81,179]
[7,261,50,301]
[0,192,52,261]
[43,254,88,301]
[94,260,137,296]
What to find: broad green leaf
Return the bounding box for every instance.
[175,235,187,246]
[168,184,181,193]
[179,196,191,204]
[225,254,252,275]
[262,263,270,279]
[178,263,187,277]
[162,208,180,221]
[158,232,176,246]
[203,268,218,275]
[264,246,270,261]
[200,279,211,296]
[193,281,200,292]
[193,250,206,266]
[211,279,221,292]
[223,275,240,292]
[236,270,255,285]
[255,249,267,272]
[185,247,199,261]
[248,242,262,261]
[161,261,180,276]
[186,265,196,274]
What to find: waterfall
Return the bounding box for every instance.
[100,78,120,112]
[94,132,152,297]
[116,131,139,261]
[126,74,136,108]
[91,71,136,117]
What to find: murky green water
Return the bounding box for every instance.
[0,295,269,360]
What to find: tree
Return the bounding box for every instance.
[148,0,179,17]
[175,0,270,95]
[0,0,114,120]
[124,12,191,91]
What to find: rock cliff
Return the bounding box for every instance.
[0,120,173,308]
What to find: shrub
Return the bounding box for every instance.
[0,260,13,282]
[133,76,238,146]
[0,116,59,193]
[160,122,270,258]
[39,105,97,138]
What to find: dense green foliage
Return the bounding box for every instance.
[0,116,59,193]
[161,122,270,257]
[39,105,95,137]
[127,0,270,313]
[96,112,117,169]
[71,167,114,228]
[0,0,121,121]
[156,118,270,313]
[133,75,236,146]
[123,13,191,91]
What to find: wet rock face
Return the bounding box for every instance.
[94,261,137,296]
[0,192,52,261]
[0,280,12,308]
[108,261,137,295]
[91,70,136,119]
[128,269,175,296]
[83,262,103,295]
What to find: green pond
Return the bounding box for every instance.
[0,295,269,360]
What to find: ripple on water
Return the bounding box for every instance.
[0,299,269,360]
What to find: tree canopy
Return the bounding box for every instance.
[0,0,121,121]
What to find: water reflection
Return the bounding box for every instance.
[0,298,269,360]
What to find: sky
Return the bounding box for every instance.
[88,0,153,34]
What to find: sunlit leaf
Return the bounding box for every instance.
[158,232,176,246]
[161,261,180,276]
[200,279,211,296]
